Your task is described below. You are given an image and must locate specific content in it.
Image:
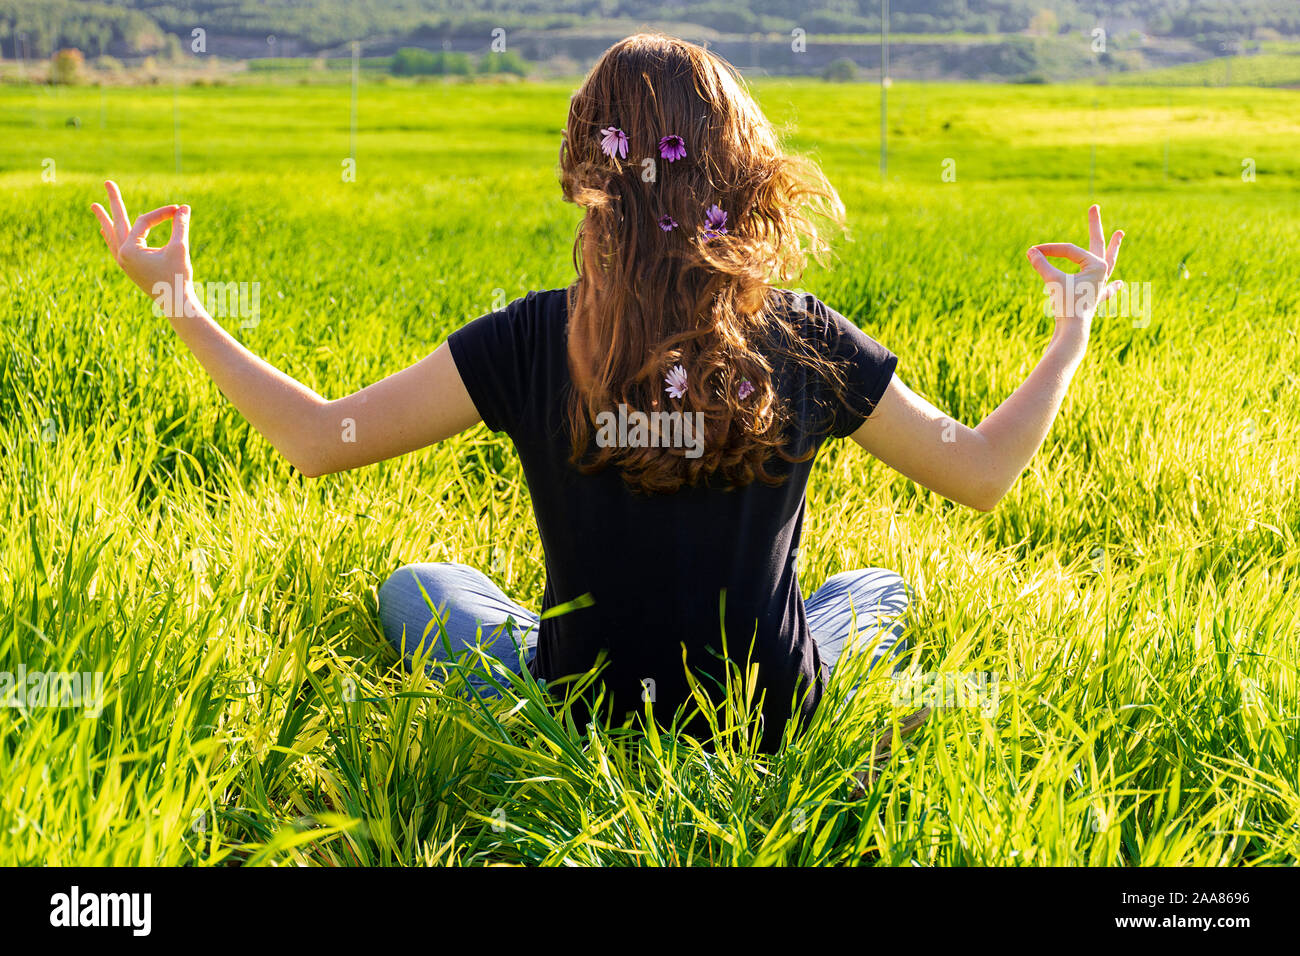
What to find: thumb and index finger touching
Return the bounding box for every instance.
[90,180,191,254]
[1028,204,1124,284]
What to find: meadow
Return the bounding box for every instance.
[1,75,1298,865]
[1111,49,1300,87]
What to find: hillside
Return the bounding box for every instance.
[2,1,1298,82]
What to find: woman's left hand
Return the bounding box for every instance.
[91,180,193,312]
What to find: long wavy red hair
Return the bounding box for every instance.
[560,33,847,494]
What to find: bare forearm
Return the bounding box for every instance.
[843,206,1122,512]
[91,185,481,478]
[853,324,1090,512]
[971,324,1088,503]
[166,285,329,475]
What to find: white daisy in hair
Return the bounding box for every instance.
[664,365,688,399]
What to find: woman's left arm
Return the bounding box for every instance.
[92,182,480,477]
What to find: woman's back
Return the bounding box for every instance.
[89,30,1124,760]
[448,286,896,746]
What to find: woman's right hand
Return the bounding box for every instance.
[91,180,194,317]
[1026,204,1124,329]
[852,204,1127,512]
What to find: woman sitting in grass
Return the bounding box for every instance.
[91,33,1123,754]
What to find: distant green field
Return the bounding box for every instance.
[1112,50,1300,87]
[2,79,1298,865]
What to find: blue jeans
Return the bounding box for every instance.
[377,562,915,696]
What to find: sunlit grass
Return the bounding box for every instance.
[1,79,1297,865]
[1112,51,1300,88]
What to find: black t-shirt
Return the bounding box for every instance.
[447,287,897,751]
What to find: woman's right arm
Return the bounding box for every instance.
[851,205,1123,512]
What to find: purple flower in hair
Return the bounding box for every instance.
[658,215,678,232]
[659,134,687,162]
[737,379,755,401]
[665,365,688,400]
[599,126,628,160]
[702,203,728,240]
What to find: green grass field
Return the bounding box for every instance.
[1111,50,1300,87]
[2,77,1298,865]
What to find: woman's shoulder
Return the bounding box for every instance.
[489,287,571,340]
[763,288,892,372]
[765,287,845,344]
[509,287,571,317]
